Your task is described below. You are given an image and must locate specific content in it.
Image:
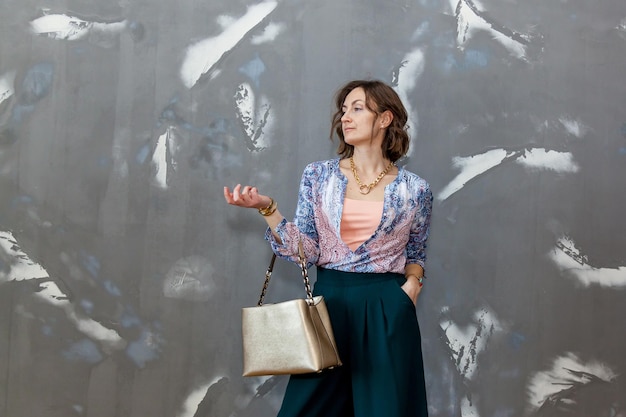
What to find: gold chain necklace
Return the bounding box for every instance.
[350,156,395,195]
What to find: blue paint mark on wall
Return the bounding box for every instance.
[41,324,54,337]
[120,306,142,328]
[136,142,151,164]
[463,49,490,69]
[126,325,163,368]
[80,252,101,278]
[63,339,103,363]
[20,63,54,105]
[103,280,122,296]
[80,299,94,314]
[239,54,266,87]
[440,49,490,74]
[509,332,526,350]
[10,195,35,206]
[2,63,55,143]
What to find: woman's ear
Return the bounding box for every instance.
[380,110,394,129]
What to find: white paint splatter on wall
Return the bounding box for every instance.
[532,116,589,140]
[0,230,49,282]
[438,148,579,201]
[449,0,529,60]
[558,116,589,138]
[616,17,626,39]
[235,83,273,150]
[0,71,15,106]
[440,306,502,381]
[163,255,216,302]
[179,1,278,89]
[0,231,126,351]
[460,396,480,417]
[251,22,285,45]
[515,148,579,173]
[151,126,181,189]
[438,148,510,201]
[178,381,213,417]
[549,236,626,288]
[526,352,617,412]
[396,47,425,157]
[30,13,127,42]
[152,130,169,189]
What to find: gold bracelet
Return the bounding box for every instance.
[258,198,277,216]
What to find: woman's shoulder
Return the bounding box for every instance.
[397,165,431,192]
[305,158,340,169]
[303,158,341,176]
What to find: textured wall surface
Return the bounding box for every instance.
[1,0,625,416]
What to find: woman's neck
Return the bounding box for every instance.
[351,149,390,176]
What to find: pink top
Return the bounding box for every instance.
[340,198,384,251]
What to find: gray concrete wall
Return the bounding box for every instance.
[1,0,625,416]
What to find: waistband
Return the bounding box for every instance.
[316,267,404,286]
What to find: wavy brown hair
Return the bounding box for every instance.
[330,80,410,162]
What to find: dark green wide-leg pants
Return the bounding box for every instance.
[277,268,428,417]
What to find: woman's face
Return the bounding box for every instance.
[340,87,383,147]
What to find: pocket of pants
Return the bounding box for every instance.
[389,280,416,307]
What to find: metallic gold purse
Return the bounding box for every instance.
[241,243,342,376]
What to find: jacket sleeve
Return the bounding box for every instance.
[264,163,321,266]
[405,182,433,268]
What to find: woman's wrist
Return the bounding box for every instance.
[405,274,424,287]
[258,198,277,216]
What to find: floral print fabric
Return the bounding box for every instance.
[265,158,433,274]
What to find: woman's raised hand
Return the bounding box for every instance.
[223,184,271,209]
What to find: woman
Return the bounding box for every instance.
[224,79,432,417]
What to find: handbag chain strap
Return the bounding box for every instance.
[257,254,277,306]
[257,241,314,306]
[297,242,315,304]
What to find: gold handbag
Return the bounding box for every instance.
[241,243,342,377]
